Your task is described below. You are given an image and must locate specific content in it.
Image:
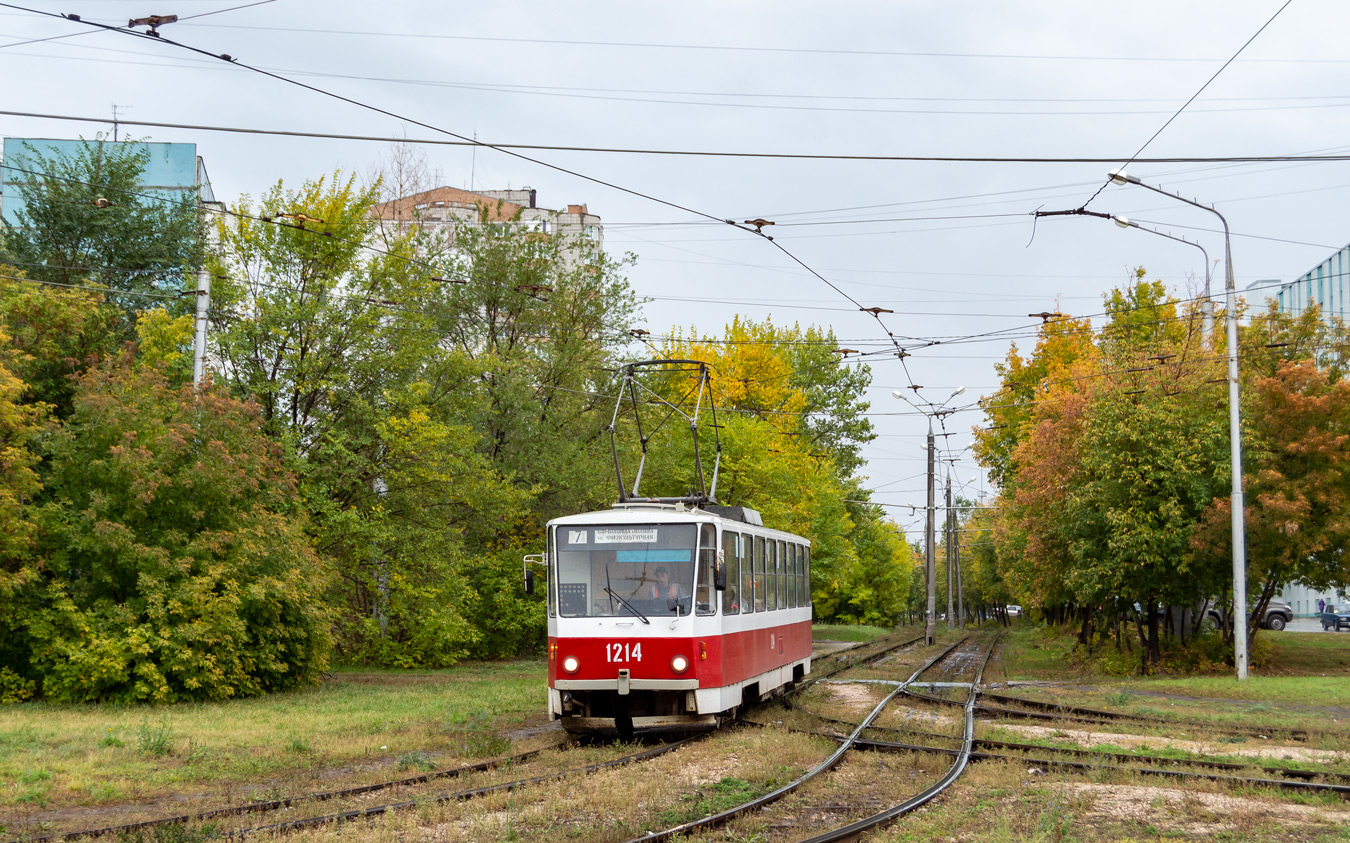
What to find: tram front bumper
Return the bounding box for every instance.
[554,678,699,692]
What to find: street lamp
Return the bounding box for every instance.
[1108,169,1249,680]
[893,386,966,645]
[1111,215,1214,344]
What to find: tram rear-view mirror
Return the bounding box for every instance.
[524,569,535,595]
[714,551,727,591]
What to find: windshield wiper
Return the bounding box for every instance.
[603,587,650,624]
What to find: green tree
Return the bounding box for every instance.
[0,270,118,417]
[0,325,43,701]
[430,208,640,523]
[0,138,204,333]
[210,173,538,666]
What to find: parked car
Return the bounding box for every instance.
[1005,605,1023,617]
[1205,599,1293,631]
[1322,604,1350,632]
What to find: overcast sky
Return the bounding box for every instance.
[3,0,1348,535]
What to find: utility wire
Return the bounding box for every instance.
[0,6,753,234]
[166,21,1350,65]
[6,108,1350,164]
[1082,0,1296,210]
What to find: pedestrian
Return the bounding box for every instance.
[1319,598,1326,614]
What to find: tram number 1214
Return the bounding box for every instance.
[606,642,642,663]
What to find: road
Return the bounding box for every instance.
[1285,617,1347,633]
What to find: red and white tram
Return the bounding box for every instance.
[534,501,812,736]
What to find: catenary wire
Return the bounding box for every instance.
[6,109,1350,164]
[1080,0,1296,209]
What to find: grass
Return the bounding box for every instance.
[0,659,544,821]
[811,623,895,643]
[2,619,1343,840]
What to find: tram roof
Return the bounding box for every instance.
[548,503,809,544]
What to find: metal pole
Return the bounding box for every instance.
[192,267,210,385]
[925,419,936,645]
[945,472,954,631]
[1222,220,1248,679]
[1110,173,1248,680]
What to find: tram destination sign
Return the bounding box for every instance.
[593,528,659,544]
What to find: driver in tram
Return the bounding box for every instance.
[649,565,685,601]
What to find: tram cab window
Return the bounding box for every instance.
[753,537,766,612]
[696,524,716,616]
[722,531,740,615]
[740,533,754,614]
[554,524,696,618]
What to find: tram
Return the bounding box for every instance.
[532,502,811,735]
[524,360,812,736]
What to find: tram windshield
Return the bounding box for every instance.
[555,523,697,618]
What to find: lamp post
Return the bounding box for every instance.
[893,386,965,645]
[1108,169,1248,680]
[1111,216,1214,345]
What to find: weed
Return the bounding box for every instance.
[88,781,124,802]
[117,821,221,842]
[1035,797,1074,841]
[398,750,436,772]
[1103,690,1131,707]
[460,730,510,757]
[136,718,173,757]
[17,770,52,807]
[183,738,212,766]
[100,727,125,748]
[284,735,310,754]
[656,777,762,827]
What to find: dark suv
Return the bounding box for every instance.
[1206,599,1293,631]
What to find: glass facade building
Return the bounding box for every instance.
[1272,243,1350,324]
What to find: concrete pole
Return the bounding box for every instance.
[192,268,210,386]
[954,525,965,629]
[925,420,936,645]
[945,473,954,631]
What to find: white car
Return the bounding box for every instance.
[1006,605,1023,617]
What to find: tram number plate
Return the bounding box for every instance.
[606,642,642,663]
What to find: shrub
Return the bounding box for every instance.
[12,353,332,703]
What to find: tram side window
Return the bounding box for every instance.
[766,540,777,613]
[740,532,754,614]
[754,537,766,612]
[696,524,716,616]
[777,540,787,610]
[788,543,799,607]
[722,531,740,615]
[803,546,812,608]
[787,543,797,608]
[769,540,780,610]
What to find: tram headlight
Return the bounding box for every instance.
[670,655,689,674]
[562,655,580,674]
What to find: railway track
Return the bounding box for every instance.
[13,630,927,842]
[620,632,1001,842]
[19,627,1340,841]
[10,736,696,842]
